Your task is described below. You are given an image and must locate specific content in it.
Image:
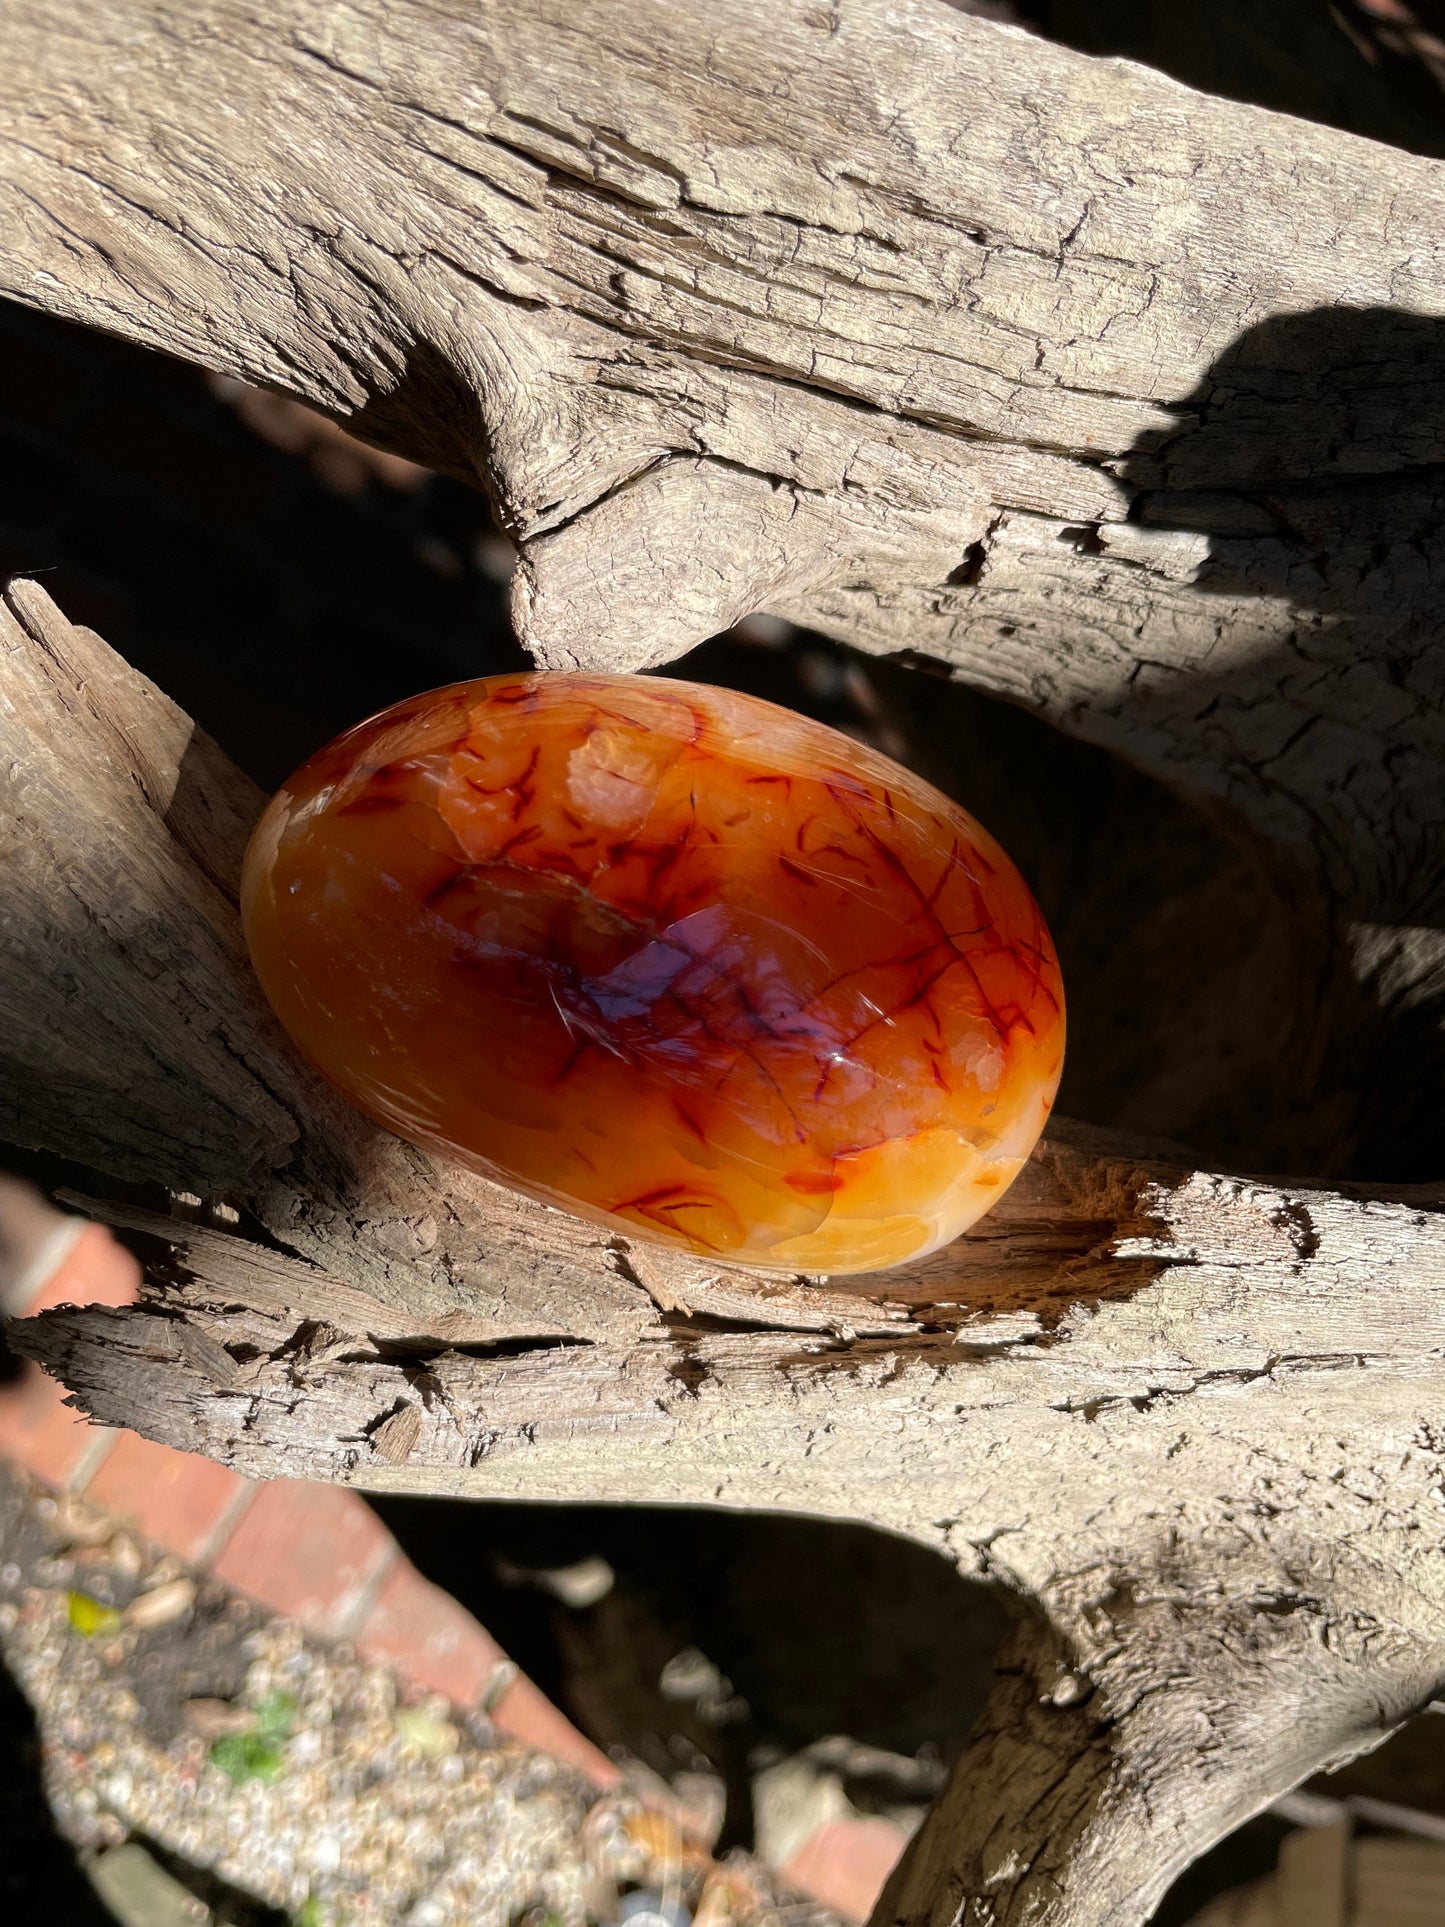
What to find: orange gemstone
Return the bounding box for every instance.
[241,675,1064,1274]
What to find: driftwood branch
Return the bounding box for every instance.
[5,583,1445,1927]
[4,1,1445,1919]
[3,0,1443,912]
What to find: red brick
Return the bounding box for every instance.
[0,1176,81,1316]
[81,1430,252,1563]
[210,1479,395,1635]
[0,1362,116,1490]
[356,1556,507,1705]
[490,1670,621,1789]
[27,1222,141,1315]
[782,1818,909,1924]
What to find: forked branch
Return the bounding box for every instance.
[4,0,1445,1916]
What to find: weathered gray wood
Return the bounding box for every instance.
[0,564,1158,1342]
[18,1146,1445,1927]
[3,0,1442,911]
[5,579,1445,1927]
[4,1,1445,1917]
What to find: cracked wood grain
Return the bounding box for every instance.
[5,581,1445,1927]
[3,0,1443,917]
[16,1155,1445,1927]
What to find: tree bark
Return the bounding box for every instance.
[3,1,1445,1919]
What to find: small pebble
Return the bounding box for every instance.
[125,1578,196,1630]
[618,1890,691,1927]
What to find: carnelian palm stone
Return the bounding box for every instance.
[242,674,1064,1275]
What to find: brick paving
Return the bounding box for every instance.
[83,1432,252,1565]
[0,1187,910,1915]
[212,1480,398,1639]
[0,1361,117,1493]
[783,1819,910,1925]
[356,1557,507,1707]
[0,1188,620,1788]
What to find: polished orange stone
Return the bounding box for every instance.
[241,675,1064,1274]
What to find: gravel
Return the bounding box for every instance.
[0,1465,794,1927]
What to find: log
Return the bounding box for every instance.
[3,0,1444,1919]
[5,583,1445,1927]
[3,0,1443,911]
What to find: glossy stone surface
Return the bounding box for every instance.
[241,674,1064,1274]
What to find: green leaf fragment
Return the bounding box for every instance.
[67,1591,122,1638]
[210,1731,286,1784]
[253,1688,299,1740]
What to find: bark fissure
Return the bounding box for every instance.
[5,0,1442,902]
